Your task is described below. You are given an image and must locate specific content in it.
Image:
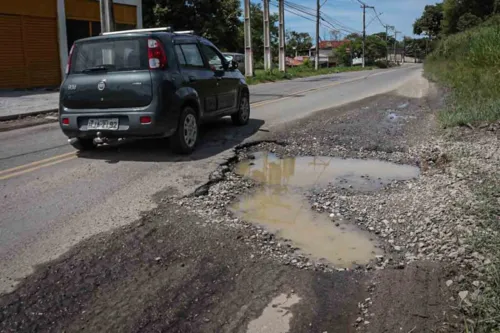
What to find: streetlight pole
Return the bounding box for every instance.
[263,0,271,71]
[315,0,320,70]
[244,0,253,76]
[100,0,115,33]
[278,0,286,72]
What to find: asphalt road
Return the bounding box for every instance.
[0,64,422,294]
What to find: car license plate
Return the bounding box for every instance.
[88,118,119,130]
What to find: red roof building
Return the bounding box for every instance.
[318,40,350,49]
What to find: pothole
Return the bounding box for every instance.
[231,152,420,267]
[231,189,382,267]
[235,152,419,191]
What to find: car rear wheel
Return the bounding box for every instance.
[231,93,250,126]
[170,106,198,154]
[70,138,95,151]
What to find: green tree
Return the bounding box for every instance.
[413,3,444,39]
[402,37,428,60]
[457,12,483,31]
[442,0,497,34]
[365,35,387,62]
[335,33,386,66]
[372,32,396,46]
[142,0,242,52]
[285,30,313,57]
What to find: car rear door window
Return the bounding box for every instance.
[175,45,187,66]
[178,44,205,68]
[200,44,225,71]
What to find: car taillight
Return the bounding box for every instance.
[148,38,167,69]
[140,116,152,124]
[66,44,75,75]
[61,118,69,125]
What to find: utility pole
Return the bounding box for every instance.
[394,30,401,64]
[100,0,115,33]
[244,0,253,76]
[278,0,286,72]
[315,0,320,70]
[384,25,393,63]
[361,4,374,68]
[402,36,406,63]
[263,0,271,71]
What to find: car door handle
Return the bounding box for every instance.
[215,76,222,80]
[188,76,197,82]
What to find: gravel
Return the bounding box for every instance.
[176,91,498,325]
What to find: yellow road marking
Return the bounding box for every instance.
[249,74,374,108]
[251,81,343,108]
[0,155,77,181]
[0,151,76,176]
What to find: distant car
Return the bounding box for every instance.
[222,52,245,74]
[59,28,250,154]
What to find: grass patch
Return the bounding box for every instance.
[425,20,500,127]
[245,65,376,85]
[468,176,500,332]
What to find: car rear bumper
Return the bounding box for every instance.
[59,108,178,139]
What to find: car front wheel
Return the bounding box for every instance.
[231,93,250,126]
[170,106,198,154]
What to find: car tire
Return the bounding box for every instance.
[231,92,250,126]
[170,106,198,154]
[70,138,95,151]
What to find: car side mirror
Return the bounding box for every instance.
[230,60,238,70]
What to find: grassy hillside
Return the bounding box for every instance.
[425,19,500,127]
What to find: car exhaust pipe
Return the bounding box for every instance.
[93,132,108,144]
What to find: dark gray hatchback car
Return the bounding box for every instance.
[59,28,250,154]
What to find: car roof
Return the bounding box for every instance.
[74,31,214,47]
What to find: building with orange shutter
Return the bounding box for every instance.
[0,0,142,89]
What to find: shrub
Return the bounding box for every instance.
[374,60,388,68]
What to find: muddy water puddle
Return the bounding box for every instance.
[236,152,419,191]
[232,152,419,267]
[231,189,382,267]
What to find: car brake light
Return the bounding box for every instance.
[66,44,75,75]
[62,118,69,125]
[148,38,167,69]
[140,116,152,124]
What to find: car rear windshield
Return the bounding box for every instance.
[71,39,148,73]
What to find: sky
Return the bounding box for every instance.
[262,0,439,41]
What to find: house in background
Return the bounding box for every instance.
[0,0,142,89]
[309,40,350,67]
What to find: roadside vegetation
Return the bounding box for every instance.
[245,64,376,85]
[468,175,500,333]
[425,19,500,127]
[414,0,500,330]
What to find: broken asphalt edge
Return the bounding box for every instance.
[0,109,58,122]
[188,139,287,198]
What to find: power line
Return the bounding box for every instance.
[270,1,316,23]
[321,12,362,34]
[280,0,364,35]
[371,8,386,28]
[366,14,378,28]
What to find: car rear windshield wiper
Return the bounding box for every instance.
[82,65,115,73]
